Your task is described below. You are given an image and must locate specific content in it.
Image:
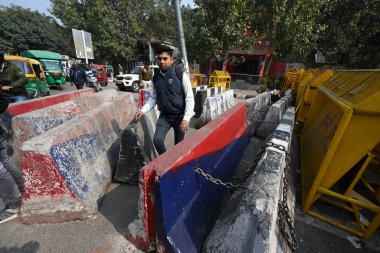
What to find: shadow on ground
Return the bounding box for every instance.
[0,241,40,253]
[98,183,140,239]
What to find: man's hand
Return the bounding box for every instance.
[71,82,74,86]
[180,120,189,132]
[135,111,145,120]
[1,86,13,91]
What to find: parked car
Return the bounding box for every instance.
[115,65,159,92]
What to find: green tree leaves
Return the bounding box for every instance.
[0,5,73,56]
[190,0,380,68]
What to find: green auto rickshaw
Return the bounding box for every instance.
[4,55,50,97]
[20,50,66,90]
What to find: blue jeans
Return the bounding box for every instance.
[0,136,23,194]
[153,114,185,155]
[0,162,21,208]
[7,96,28,103]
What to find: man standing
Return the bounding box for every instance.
[135,45,194,155]
[0,52,28,103]
[69,61,87,90]
[139,62,153,88]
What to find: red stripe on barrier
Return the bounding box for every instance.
[8,88,95,116]
[126,168,156,252]
[139,90,144,108]
[21,151,77,201]
[154,102,248,175]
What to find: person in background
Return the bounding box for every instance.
[135,45,194,155]
[69,61,87,90]
[0,52,28,103]
[139,61,153,88]
[0,92,22,223]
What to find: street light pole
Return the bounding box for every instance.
[174,0,189,74]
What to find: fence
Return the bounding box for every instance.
[229,73,261,85]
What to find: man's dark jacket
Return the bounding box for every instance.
[153,66,185,118]
[69,67,87,85]
[0,63,28,97]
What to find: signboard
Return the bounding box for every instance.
[72,29,94,60]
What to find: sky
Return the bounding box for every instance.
[2,0,195,16]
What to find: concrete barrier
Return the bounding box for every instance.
[204,107,296,253]
[255,90,293,139]
[7,88,95,116]
[246,92,271,134]
[126,102,252,252]
[192,85,208,96]
[12,90,118,166]
[196,90,235,128]
[20,93,137,224]
[194,86,223,117]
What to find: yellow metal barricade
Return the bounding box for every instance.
[295,70,334,132]
[301,70,380,240]
[296,68,319,107]
[209,70,231,90]
[190,70,202,88]
[282,68,305,93]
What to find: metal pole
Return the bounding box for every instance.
[81,30,88,64]
[174,0,189,74]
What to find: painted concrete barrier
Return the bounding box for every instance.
[126,102,252,252]
[192,85,208,96]
[20,93,137,224]
[0,88,96,156]
[139,88,153,108]
[204,107,296,253]
[7,88,95,116]
[196,90,235,128]
[194,86,223,117]
[12,89,118,166]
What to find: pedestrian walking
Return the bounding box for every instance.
[0,92,22,224]
[69,61,88,90]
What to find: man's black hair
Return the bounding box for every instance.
[156,44,173,56]
[0,52,5,64]
[144,61,150,65]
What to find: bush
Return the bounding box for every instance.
[260,76,284,90]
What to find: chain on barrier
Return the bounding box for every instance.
[277,150,298,251]
[193,141,297,251]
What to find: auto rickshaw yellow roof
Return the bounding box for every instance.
[4,55,30,62]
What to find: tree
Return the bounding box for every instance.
[317,0,380,67]
[0,5,73,56]
[50,0,149,64]
[186,0,380,68]
[191,0,256,63]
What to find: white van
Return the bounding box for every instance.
[115,65,159,92]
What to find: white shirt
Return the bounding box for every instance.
[140,71,195,122]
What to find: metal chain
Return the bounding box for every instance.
[277,152,298,251]
[193,141,271,190]
[193,141,297,250]
[193,142,286,189]
[194,165,246,189]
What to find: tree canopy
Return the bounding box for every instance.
[190,0,380,67]
[1,1,379,68]
[0,5,73,55]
